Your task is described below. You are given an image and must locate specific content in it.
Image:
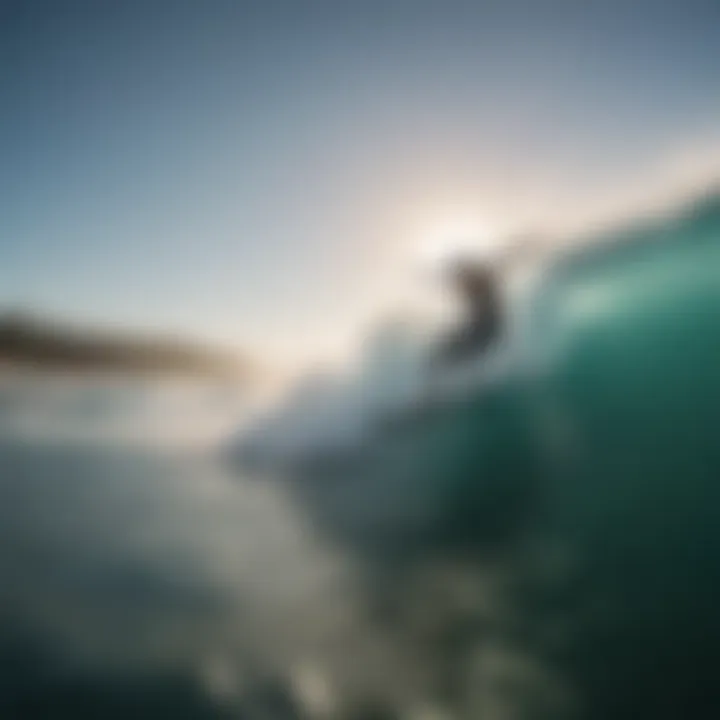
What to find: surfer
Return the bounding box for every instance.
[388,235,534,422]
[429,232,540,372]
[430,257,504,371]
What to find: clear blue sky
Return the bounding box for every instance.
[1,0,719,363]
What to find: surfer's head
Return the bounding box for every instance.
[445,257,496,302]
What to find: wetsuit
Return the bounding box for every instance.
[432,263,503,369]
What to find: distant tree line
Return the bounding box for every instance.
[0,312,249,378]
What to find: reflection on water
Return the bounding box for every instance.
[0,384,719,720]
[0,437,570,720]
[0,373,248,448]
[0,440,359,718]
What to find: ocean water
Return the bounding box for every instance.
[0,434,582,720]
[1,197,719,719]
[0,439,360,718]
[1,386,716,720]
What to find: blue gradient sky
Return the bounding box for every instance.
[1,0,719,363]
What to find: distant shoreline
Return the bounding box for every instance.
[0,313,251,380]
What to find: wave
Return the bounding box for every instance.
[221,190,720,720]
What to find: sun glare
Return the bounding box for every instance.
[418,215,504,270]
